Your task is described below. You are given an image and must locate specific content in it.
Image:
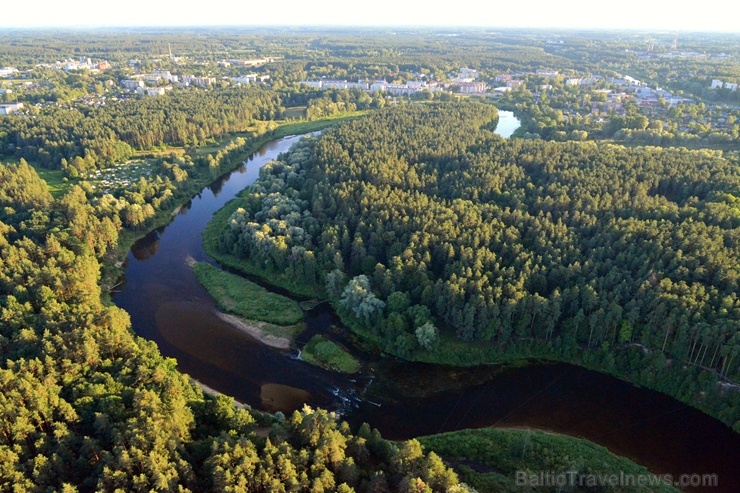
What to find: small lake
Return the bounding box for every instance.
[113,131,738,492]
[494,110,520,138]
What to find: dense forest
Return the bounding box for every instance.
[212,102,740,430]
[0,86,283,172]
[0,159,476,491]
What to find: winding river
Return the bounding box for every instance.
[113,121,739,492]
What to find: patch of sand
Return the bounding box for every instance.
[216,312,292,350]
[260,383,310,412]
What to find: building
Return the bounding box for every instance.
[300,80,323,89]
[0,67,18,78]
[458,81,487,94]
[458,68,479,80]
[153,70,178,83]
[726,83,738,91]
[121,79,145,90]
[136,86,171,97]
[0,102,24,115]
[181,76,216,87]
[370,81,388,93]
[711,79,724,89]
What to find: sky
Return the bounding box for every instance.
[2,0,738,32]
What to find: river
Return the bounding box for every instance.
[113,129,738,492]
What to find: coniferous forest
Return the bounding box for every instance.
[214,102,740,429]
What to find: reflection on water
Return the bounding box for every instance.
[494,110,521,138]
[131,229,161,261]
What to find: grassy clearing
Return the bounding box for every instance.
[283,106,307,119]
[135,147,186,157]
[28,162,73,198]
[193,262,304,326]
[301,335,361,374]
[0,158,73,199]
[419,428,679,493]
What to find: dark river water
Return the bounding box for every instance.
[113,132,739,492]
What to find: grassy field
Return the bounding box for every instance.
[192,262,304,326]
[0,158,73,199]
[301,335,361,373]
[419,428,679,493]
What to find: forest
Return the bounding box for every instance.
[211,101,740,430]
[0,86,283,172]
[2,28,740,490]
[0,159,476,492]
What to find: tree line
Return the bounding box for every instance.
[0,86,283,173]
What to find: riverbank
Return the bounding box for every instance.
[192,262,304,326]
[216,312,294,350]
[418,427,679,493]
[101,113,365,293]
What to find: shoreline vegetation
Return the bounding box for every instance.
[418,428,679,493]
[191,261,304,348]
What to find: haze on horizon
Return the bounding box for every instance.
[3,0,738,33]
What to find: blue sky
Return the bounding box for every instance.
[3,0,738,32]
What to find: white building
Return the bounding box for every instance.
[153,70,179,83]
[181,76,216,87]
[0,67,18,78]
[136,86,171,96]
[0,102,24,115]
[725,83,738,91]
[122,79,144,90]
[458,68,479,80]
[458,81,487,94]
[300,80,323,88]
[711,79,724,89]
[370,81,388,93]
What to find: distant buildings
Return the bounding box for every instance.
[0,102,24,115]
[121,79,144,90]
[711,79,738,91]
[136,86,172,97]
[458,68,479,80]
[181,75,216,87]
[458,81,487,94]
[231,74,270,85]
[0,67,18,78]
[219,58,276,67]
[152,70,179,83]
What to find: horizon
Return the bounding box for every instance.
[3,0,739,33]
